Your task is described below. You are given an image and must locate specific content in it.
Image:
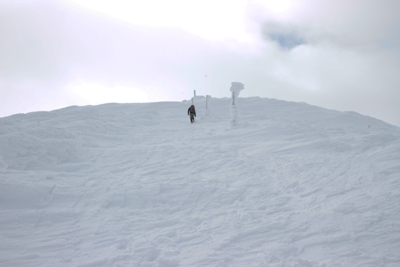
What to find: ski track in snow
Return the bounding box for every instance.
[0,97,399,267]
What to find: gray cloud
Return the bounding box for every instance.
[244,0,400,125]
[0,1,199,83]
[0,0,216,109]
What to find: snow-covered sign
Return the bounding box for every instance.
[230,82,244,126]
[230,82,244,106]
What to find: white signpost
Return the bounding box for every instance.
[205,95,211,116]
[192,90,196,105]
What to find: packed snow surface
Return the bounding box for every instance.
[0,97,399,267]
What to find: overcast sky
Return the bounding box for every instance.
[1,0,399,126]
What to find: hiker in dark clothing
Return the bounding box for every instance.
[188,105,196,123]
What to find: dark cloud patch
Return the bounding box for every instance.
[265,32,306,50]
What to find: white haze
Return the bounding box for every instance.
[0,0,399,126]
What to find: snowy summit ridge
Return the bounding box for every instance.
[0,97,399,266]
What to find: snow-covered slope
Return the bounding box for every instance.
[0,97,399,267]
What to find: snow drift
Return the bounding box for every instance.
[0,97,399,267]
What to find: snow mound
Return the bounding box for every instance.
[0,97,399,267]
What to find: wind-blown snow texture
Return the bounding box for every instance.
[0,97,399,267]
